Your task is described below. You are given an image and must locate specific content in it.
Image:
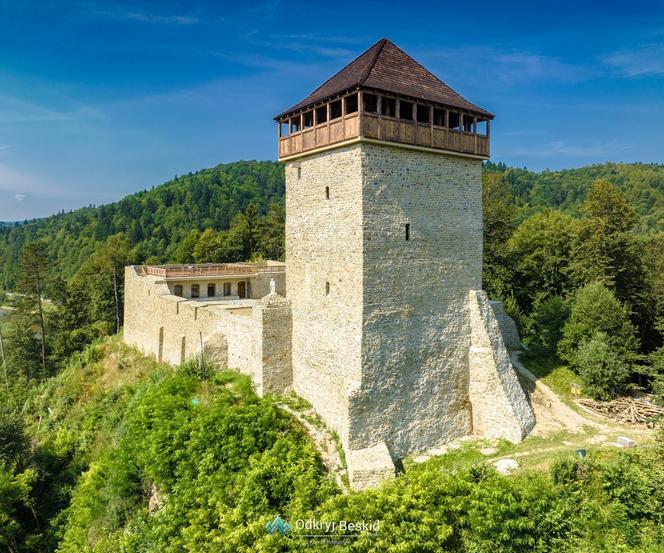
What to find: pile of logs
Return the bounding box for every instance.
[577,397,664,426]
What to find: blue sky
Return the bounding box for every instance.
[1,0,663,220]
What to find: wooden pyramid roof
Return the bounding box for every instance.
[276,38,493,119]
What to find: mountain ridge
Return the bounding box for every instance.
[1,159,663,288]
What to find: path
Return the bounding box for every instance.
[510,352,611,435]
[277,403,348,490]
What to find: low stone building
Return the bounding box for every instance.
[124,262,292,396]
[124,38,535,490]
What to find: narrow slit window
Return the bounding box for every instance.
[381,97,396,117]
[399,101,413,120]
[345,94,358,114]
[405,223,411,241]
[363,93,378,113]
[315,105,327,124]
[325,186,330,200]
[330,100,342,119]
[297,166,301,179]
[325,281,330,296]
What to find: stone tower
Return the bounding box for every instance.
[275,39,534,488]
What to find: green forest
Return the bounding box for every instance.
[1,159,664,552]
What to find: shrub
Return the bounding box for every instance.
[526,295,570,352]
[575,332,631,399]
[558,282,639,376]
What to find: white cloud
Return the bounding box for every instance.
[604,45,664,77]
[0,161,74,199]
[419,46,586,86]
[124,12,199,25]
[14,193,25,202]
[0,95,105,124]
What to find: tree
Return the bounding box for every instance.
[97,234,132,333]
[525,296,570,353]
[482,172,516,299]
[575,332,631,399]
[172,230,200,264]
[508,210,578,310]
[558,282,640,374]
[16,243,50,377]
[4,315,42,380]
[193,229,225,263]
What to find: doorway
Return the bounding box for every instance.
[238,281,246,299]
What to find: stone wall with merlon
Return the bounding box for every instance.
[468,290,535,442]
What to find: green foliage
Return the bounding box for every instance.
[0,161,285,287]
[575,332,631,399]
[507,210,578,310]
[483,161,664,231]
[559,282,640,369]
[1,159,664,551]
[525,296,570,353]
[482,172,516,299]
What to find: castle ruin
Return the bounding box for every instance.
[124,38,535,489]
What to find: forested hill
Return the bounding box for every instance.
[0,160,285,287]
[1,159,663,287]
[485,161,664,230]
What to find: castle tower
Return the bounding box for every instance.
[275,39,534,488]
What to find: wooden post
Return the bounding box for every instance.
[376,94,381,140]
[357,90,362,138]
[429,105,434,147]
[395,98,400,142]
[473,116,478,155]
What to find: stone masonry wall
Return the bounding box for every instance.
[286,145,365,442]
[347,143,482,457]
[468,290,535,442]
[489,300,522,351]
[123,266,292,395]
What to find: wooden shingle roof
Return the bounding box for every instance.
[275,38,493,119]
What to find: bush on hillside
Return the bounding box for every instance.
[575,332,631,399]
[558,282,640,387]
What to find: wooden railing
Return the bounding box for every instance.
[278,112,488,159]
[278,113,360,159]
[144,263,284,278]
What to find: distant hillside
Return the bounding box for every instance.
[1,159,662,288]
[0,160,284,286]
[485,161,664,231]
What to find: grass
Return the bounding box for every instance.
[520,348,583,400]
